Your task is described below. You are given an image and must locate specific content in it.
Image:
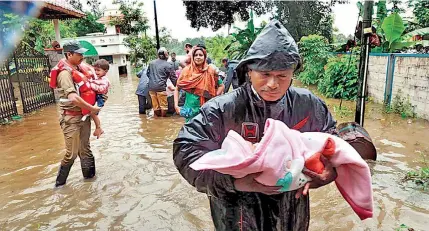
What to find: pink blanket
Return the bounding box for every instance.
[190,118,373,220]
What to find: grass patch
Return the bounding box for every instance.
[332,105,354,118]
[405,151,429,191]
[384,90,416,118]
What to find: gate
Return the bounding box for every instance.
[13,54,55,113]
[0,60,18,120]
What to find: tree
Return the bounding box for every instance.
[164,38,183,55]
[71,12,105,37]
[225,11,263,59]
[112,1,154,66]
[159,27,172,47]
[111,1,149,35]
[182,1,268,31]
[182,0,345,35]
[273,1,334,42]
[86,0,103,18]
[332,33,350,43]
[124,35,156,66]
[409,0,429,28]
[205,35,233,66]
[67,0,83,11]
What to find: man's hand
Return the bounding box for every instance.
[93,127,104,139]
[295,155,337,199]
[90,106,101,114]
[234,172,282,195]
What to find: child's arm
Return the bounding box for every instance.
[90,78,110,94]
[90,114,104,139]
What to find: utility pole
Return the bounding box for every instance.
[153,0,160,50]
[354,0,374,126]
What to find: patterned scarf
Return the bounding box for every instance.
[177,47,218,105]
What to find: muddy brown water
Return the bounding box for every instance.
[1,76,428,230]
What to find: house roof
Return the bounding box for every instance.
[38,0,85,20]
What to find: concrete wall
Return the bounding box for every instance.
[366,54,429,120]
[367,56,389,104]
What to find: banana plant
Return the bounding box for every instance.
[224,10,263,60]
[375,13,416,52]
[402,27,429,47]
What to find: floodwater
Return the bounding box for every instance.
[1,76,428,230]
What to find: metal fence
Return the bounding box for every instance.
[13,55,55,113]
[0,60,18,120]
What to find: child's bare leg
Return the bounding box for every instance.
[90,114,104,139]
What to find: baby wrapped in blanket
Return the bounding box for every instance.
[190,118,373,220]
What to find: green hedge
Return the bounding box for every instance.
[318,54,359,100]
[298,35,331,85]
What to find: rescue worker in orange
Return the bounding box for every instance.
[50,41,101,187]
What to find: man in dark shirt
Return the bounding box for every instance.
[147,48,177,117]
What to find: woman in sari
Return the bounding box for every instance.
[174,47,224,122]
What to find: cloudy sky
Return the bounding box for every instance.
[92,0,360,41]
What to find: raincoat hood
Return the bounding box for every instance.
[236,19,301,84]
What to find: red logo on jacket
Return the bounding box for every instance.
[241,122,260,143]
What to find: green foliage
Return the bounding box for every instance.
[111,1,149,35]
[394,224,414,231]
[19,19,77,54]
[405,151,429,191]
[333,105,354,119]
[71,12,104,37]
[298,35,332,85]
[318,54,359,100]
[205,35,233,66]
[409,0,429,28]
[382,13,405,45]
[124,35,156,66]
[388,90,416,118]
[403,27,429,38]
[374,0,388,36]
[332,33,351,44]
[377,13,417,52]
[182,1,267,31]
[226,11,263,60]
[274,1,334,42]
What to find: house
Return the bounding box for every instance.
[61,3,131,75]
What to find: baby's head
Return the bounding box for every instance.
[93,59,110,78]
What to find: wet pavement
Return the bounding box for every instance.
[1,76,428,230]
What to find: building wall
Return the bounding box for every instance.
[61,34,130,67]
[367,56,389,104]
[366,54,429,120]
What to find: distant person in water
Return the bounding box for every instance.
[147,47,177,117]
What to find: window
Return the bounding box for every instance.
[99,55,113,64]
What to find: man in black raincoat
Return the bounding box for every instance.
[173,20,338,231]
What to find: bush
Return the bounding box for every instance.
[390,90,416,118]
[298,35,332,85]
[318,54,359,100]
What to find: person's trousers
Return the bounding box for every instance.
[149,91,168,111]
[60,115,93,166]
[56,115,95,186]
[138,95,152,114]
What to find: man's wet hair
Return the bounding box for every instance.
[93,59,110,71]
[185,43,192,49]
